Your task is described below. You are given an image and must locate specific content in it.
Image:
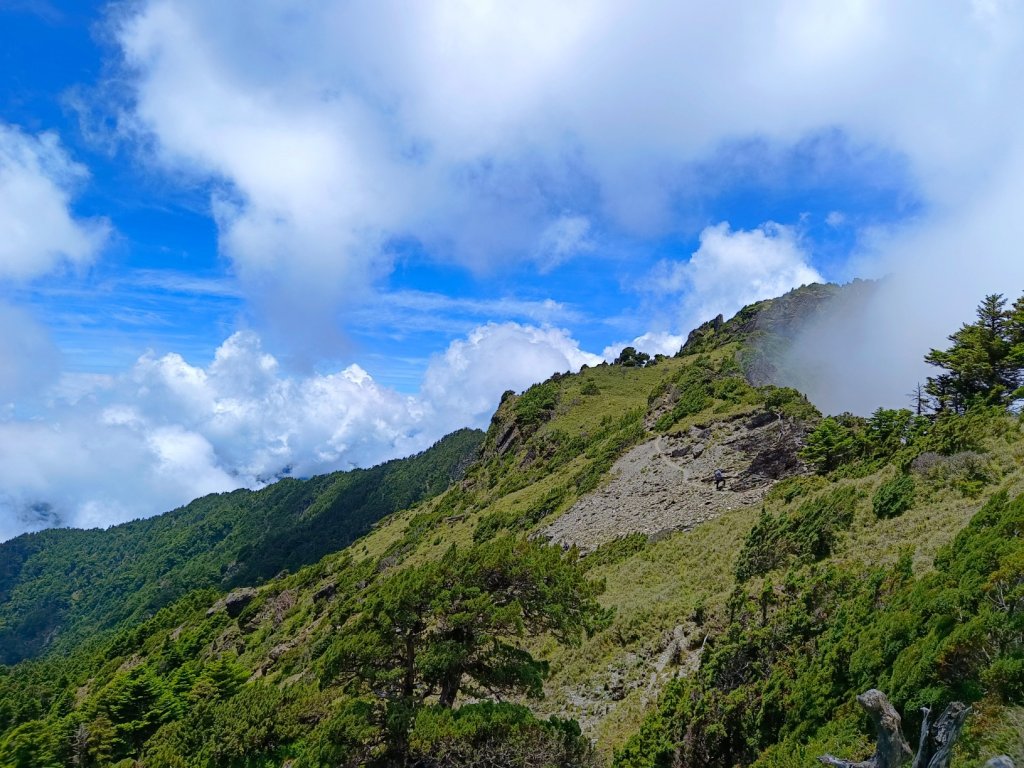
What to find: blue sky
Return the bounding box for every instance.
[1,1,1023,539]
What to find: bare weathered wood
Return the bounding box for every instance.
[911,707,931,768]
[818,690,914,768]
[923,701,970,768]
[816,691,1015,768]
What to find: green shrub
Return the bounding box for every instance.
[409,702,597,767]
[712,376,755,404]
[473,485,568,542]
[514,381,560,427]
[735,486,860,581]
[760,386,821,421]
[764,476,827,506]
[872,475,915,519]
[910,451,994,497]
[924,408,1000,455]
[983,657,1024,703]
[654,383,711,431]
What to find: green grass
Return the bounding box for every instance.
[533,502,763,757]
[5,301,1024,768]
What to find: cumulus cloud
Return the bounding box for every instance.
[0,123,109,281]
[0,323,597,541]
[107,1,1024,403]
[650,222,823,332]
[422,322,602,429]
[602,331,687,361]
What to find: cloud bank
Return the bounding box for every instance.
[0,323,598,542]
[109,1,1024,396]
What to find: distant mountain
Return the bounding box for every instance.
[0,427,483,664]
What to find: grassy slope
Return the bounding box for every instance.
[0,428,484,664]
[3,284,1022,766]
[0,341,797,764]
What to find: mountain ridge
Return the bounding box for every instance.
[3,282,1024,767]
[0,427,484,665]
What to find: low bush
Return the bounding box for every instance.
[872,475,915,519]
[409,702,599,768]
[735,486,860,581]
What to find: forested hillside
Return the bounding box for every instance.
[0,428,484,665]
[2,285,1024,767]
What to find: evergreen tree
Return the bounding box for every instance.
[324,536,610,765]
[799,416,859,473]
[924,293,1024,412]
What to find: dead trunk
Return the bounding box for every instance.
[911,701,971,768]
[819,689,913,768]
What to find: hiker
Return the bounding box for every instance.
[714,468,725,490]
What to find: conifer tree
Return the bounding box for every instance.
[324,536,610,765]
[924,293,1024,412]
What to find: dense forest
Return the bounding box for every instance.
[2,285,1024,767]
[0,428,484,665]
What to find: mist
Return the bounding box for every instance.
[776,143,1024,416]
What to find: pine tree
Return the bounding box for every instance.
[924,293,1024,412]
[323,536,610,765]
[799,416,859,473]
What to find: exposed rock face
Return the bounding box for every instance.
[224,587,258,618]
[680,313,725,352]
[544,411,810,551]
[312,581,336,602]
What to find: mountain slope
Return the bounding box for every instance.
[0,428,483,664]
[3,283,1024,767]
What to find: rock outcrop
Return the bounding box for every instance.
[545,411,809,551]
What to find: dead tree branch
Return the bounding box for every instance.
[914,701,971,768]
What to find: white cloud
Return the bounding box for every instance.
[534,215,595,273]
[0,323,598,541]
[651,222,823,332]
[108,1,1024,387]
[826,211,846,227]
[0,124,109,281]
[421,322,603,430]
[602,331,686,361]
